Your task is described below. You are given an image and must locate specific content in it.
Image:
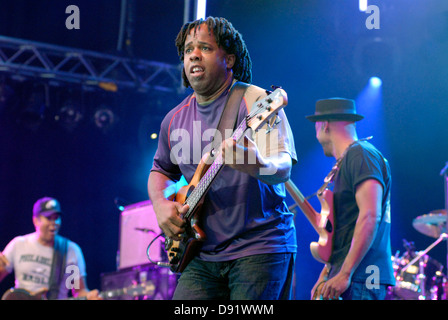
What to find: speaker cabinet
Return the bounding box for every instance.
[118,200,164,269]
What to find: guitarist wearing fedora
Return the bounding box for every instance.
[0,197,102,300]
[307,98,395,300]
[148,17,297,300]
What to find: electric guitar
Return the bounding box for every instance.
[165,88,288,273]
[285,179,334,264]
[1,280,155,300]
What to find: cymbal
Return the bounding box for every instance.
[412,210,447,238]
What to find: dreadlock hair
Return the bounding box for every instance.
[175,16,252,88]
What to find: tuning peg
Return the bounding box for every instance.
[273,115,282,126]
[266,115,282,134]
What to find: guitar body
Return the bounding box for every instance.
[309,188,334,264]
[2,288,48,300]
[165,155,210,273]
[285,180,334,264]
[2,281,155,300]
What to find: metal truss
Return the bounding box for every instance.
[0,35,183,93]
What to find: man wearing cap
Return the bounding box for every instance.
[307,98,395,300]
[0,197,102,300]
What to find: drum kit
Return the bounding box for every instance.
[389,163,448,300]
[389,209,447,300]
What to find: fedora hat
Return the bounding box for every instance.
[306,98,364,122]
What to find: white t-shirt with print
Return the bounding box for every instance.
[2,232,87,299]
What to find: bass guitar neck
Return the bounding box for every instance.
[285,180,334,264]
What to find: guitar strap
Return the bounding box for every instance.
[211,81,249,150]
[47,235,68,300]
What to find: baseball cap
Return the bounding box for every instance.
[33,197,62,217]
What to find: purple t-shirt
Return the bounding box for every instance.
[151,83,297,261]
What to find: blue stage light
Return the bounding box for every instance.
[369,76,382,88]
[196,0,207,20]
[359,0,368,12]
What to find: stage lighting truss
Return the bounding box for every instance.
[0,35,183,94]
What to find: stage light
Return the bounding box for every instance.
[359,0,368,12]
[369,76,382,88]
[196,0,206,20]
[55,100,83,132]
[17,84,48,131]
[94,106,117,133]
[19,104,45,131]
[355,76,385,154]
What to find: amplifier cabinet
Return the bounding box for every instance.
[119,200,164,269]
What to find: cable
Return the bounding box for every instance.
[146,232,170,267]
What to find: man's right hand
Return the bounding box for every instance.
[153,199,188,240]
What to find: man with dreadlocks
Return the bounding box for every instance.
[148,17,297,300]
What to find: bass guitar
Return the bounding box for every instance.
[285,179,334,264]
[1,281,155,300]
[165,88,288,273]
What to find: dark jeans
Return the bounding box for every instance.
[172,253,296,300]
[341,281,388,300]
